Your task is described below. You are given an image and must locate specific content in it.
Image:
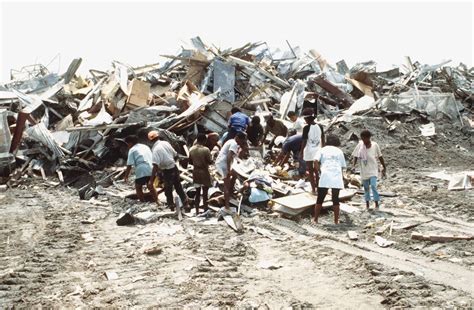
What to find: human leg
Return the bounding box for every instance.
[135,183,145,202]
[331,188,340,224]
[202,186,209,211]
[306,161,316,193]
[362,178,371,208]
[172,167,189,211]
[370,176,380,208]
[162,168,175,210]
[194,186,201,214]
[314,187,328,223]
[146,180,158,203]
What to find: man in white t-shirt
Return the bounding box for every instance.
[351,130,387,209]
[148,131,189,212]
[314,134,346,224]
[215,132,248,211]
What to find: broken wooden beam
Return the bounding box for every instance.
[313,75,354,108]
[65,121,146,132]
[411,232,474,242]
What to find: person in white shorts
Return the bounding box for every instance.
[300,108,325,194]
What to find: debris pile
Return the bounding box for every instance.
[0,37,472,227]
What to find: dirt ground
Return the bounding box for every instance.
[1,116,473,308]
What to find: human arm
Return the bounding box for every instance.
[274,150,286,166]
[123,165,132,182]
[320,125,325,147]
[314,160,321,173]
[379,156,386,177]
[261,126,269,145]
[300,125,309,158]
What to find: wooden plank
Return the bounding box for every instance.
[127,79,150,107]
[271,192,316,209]
[411,232,474,242]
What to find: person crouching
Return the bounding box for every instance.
[123,135,158,203]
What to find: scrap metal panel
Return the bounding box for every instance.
[213,60,235,103]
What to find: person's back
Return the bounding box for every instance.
[318,145,346,189]
[128,143,153,177]
[267,119,288,137]
[189,144,211,170]
[152,140,176,170]
[282,134,303,156]
[247,123,263,146]
[216,139,238,165]
[229,111,250,132]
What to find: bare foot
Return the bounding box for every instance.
[311,217,318,224]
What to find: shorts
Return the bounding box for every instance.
[316,187,340,205]
[216,161,229,178]
[135,176,151,186]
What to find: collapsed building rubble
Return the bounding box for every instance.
[0,37,473,230]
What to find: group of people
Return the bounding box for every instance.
[123,106,387,224]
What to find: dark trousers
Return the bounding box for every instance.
[316,188,340,205]
[162,166,187,206]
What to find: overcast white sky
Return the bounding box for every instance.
[0,0,472,82]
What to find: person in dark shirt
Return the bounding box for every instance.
[263,115,288,149]
[189,133,213,214]
[275,134,306,176]
[246,116,264,147]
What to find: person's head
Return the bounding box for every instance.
[302,108,315,124]
[147,130,160,141]
[231,107,241,114]
[251,116,261,126]
[325,134,341,147]
[235,132,247,146]
[360,129,372,146]
[287,129,297,137]
[125,135,139,148]
[287,111,297,122]
[196,132,207,145]
[265,114,275,126]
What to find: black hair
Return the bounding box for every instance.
[287,111,297,118]
[251,116,260,125]
[325,134,341,147]
[231,107,241,114]
[360,130,372,139]
[196,132,207,144]
[125,135,138,145]
[236,132,247,140]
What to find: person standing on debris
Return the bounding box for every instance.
[247,116,264,147]
[263,115,288,148]
[287,111,305,135]
[300,108,324,194]
[314,134,346,224]
[123,135,158,203]
[189,133,213,214]
[226,107,250,142]
[215,132,248,212]
[275,134,306,176]
[148,131,190,212]
[351,130,386,209]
